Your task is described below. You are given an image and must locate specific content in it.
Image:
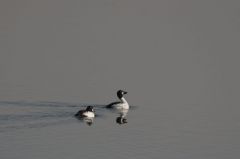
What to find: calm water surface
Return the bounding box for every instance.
[0,100,240,159]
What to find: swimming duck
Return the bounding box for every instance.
[106,90,129,109]
[75,106,95,118]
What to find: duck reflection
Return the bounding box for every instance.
[82,117,94,126]
[75,116,94,126]
[115,109,128,125]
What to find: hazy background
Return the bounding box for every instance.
[0,0,240,158]
[1,0,239,105]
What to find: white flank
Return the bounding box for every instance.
[83,111,95,118]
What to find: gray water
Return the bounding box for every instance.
[1,0,240,158]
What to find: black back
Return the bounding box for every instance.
[75,110,84,117]
[106,102,121,108]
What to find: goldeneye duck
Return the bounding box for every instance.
[75,106,95,118]
[106,90,129,109]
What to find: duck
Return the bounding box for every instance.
[106,90,129,109]
[75,106,95,118]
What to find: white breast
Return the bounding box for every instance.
[114,98,129,109]
[83,111,95,118]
